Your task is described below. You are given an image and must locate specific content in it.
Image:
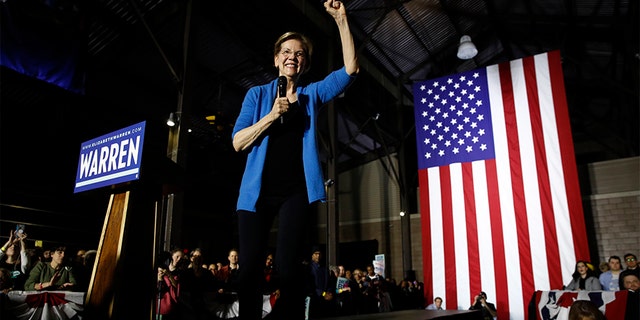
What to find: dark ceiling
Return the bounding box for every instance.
[1,0,638,252]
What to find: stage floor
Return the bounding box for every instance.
[320,309,483,320]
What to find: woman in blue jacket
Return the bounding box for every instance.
[231,1,358,319]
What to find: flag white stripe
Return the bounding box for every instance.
[473,160,497,303]
[487,63,525,318]
[450,163,471,309]
[428,168,447,301]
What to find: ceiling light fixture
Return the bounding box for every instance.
[457,35,478,60]
[167,112,178,127]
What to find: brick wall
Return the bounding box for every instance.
[587,157,640,266]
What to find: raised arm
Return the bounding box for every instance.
[18,232,30,274]
[324,0,359,75]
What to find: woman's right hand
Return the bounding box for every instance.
[271,96,290,120]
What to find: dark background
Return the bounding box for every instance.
[1,0,637,264]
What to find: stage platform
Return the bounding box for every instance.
[321,309,483,320]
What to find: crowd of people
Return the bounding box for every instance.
[564,253,639,293]
[153,245,426,319]
[0,228,97,320]
[0,229,96,294]
[562,254,639,320]
[0,226,638,320]
[0,228,412,320]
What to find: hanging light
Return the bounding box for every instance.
[457,35,478,60]
[167,112,177,127]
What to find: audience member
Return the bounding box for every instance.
[426,296,444,310]
[188,248,203,269]
[74,249,97,292]
[208,263,218,278]
[621,272,639,320]
[598,261,609,274]
[0,229,30,290]
[179,248,216,320]
[74,249,86,267]
[469,291,497,320]
[307,246,337,318]
[599,255,622,291]
[0,267,12,320]
[376,278,394,313]
[24,246,77,291]
[565,261,602,291]
[334,264,356,316]
[156,263,181,320]
[41,248,52,263]
[167,248,186,274]
[263,252,279,297]
[351,268,371,314]
[568,300,604,320]
[217,248,240,293]
[624,253,638,271]
[365,264,384,283]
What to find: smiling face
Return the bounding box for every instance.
[274,38,309,79]
[623,274,640,291]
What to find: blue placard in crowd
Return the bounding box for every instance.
[74,121,146,193]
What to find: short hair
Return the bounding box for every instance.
[624,253,637,260]
[621,270,639,283]
[434,297,443,302]
[608,255,621,262]
[274,31,313,73]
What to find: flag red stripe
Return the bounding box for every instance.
[486,159,510,319]
[462,163,482,299]
[439,166,458,308]
[499,61,536,306]
[547,51,590,262]
[419,169,434,304]
[522,55,563,289]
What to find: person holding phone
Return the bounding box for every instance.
[0,228,30,290]
[231,1,358,319]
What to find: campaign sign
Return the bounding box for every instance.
[74,121,146,193]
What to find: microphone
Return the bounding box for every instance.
[278,76,287,124]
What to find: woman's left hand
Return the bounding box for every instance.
[324,0,346,19]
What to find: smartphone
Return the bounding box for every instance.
[15,224,26,235]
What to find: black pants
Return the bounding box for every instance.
[237,192,310,320]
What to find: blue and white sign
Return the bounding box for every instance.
[74,121,146,193]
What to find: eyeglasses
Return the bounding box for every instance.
[280,49,306,58]
[626,258,636,262]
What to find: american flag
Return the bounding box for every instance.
[413,51,590,319]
